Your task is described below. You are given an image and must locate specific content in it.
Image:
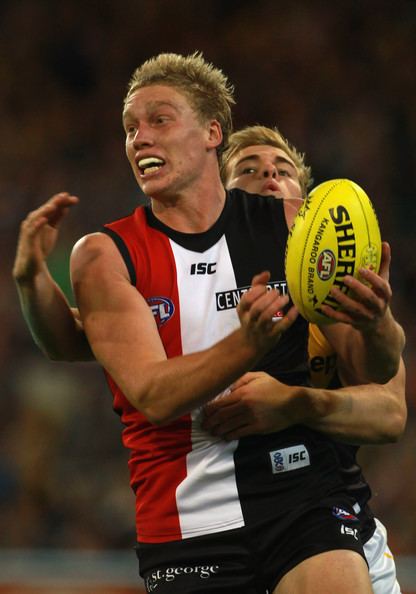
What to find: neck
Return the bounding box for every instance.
[150,169,227,233]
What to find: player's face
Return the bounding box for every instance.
[226,145,302,200]
[123,85,219,200]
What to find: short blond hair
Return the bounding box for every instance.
[221,125,312,197]
[125,52,235,157]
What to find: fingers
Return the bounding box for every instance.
[271,304,299,336]
[320,241,393,329]
[375,241,391,282]
[29,192,79,228]
[250,270,271,287]
[239,288,289,327]
[230,372,261,392]
[238,272,288,325]
[202,394,254,441]
[237,271,298,353]
[321,281,390,328]
[14,193,78,283]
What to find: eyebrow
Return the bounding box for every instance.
[122,100,180,121]
[234,153,297,171]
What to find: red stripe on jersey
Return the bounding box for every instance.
[104,208,193,542]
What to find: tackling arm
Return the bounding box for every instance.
[202,360,406,445]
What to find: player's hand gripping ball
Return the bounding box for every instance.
[285,179,381,324]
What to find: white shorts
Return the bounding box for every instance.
[364,518,401,594]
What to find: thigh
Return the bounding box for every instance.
[364,518,402,594]
[261,498,370,590]
[273,549,373,594]
[136,528,266,593]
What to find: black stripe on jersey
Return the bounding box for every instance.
[144,195,233,253]
[101,227,137,285]
[224,189,288,286]
[224,189,309,386]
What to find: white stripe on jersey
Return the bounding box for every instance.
[170,237,245,538]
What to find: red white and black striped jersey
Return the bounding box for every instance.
[100,189,372,544]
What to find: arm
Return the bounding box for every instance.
[319,242,405,384]
[202,359,406,445]
[13,193,93,361]
[71,233,298,425]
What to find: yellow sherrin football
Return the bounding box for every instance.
[285,179,381,324]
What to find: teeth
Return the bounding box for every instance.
[138,157,164,168]
[144,166,161,175]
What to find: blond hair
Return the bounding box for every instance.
[125,52,235,157]
[221,125,312,197]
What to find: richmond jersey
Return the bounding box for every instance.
[101,189,363,544]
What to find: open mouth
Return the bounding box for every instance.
[138,157,165,176]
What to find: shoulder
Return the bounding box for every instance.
[72,231,118,257]
[71,232,130,281]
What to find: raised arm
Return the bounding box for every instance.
[71,233,298,425]
[13,193,93,361]
[319,242,405,385]
[202,359,406,445]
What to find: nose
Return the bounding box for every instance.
[262,164,277,178]
[132,124,154,149]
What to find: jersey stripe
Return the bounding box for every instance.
[170,237,244,537]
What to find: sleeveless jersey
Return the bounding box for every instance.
[101,189,363,544]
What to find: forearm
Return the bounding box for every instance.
[302,381,406,444]
[358,307,405,383]
[322,313,405,386]
[98,327,263,425]
[15,266,92,361]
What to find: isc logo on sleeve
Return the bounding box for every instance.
[269,445,310,474]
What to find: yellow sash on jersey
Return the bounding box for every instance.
[308,324,337,388]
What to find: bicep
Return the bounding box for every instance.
[71,234,167,396]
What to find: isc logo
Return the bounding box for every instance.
[340,525,359,540]
[269,445,310,474]
[190,263,217,275]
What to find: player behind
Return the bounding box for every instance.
[207,124,405,594]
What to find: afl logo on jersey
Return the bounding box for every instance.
[332,506,359,523]
[147,296,175,327]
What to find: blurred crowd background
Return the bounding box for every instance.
[1,0,415,560]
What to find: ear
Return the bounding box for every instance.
[206,119,223,151]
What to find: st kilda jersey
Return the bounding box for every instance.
[101,189,366,544]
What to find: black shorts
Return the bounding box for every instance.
[136,495,366,593]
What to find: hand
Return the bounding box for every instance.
[238,271,298,354]
[202,371,298,440]
[13,193,79,283]
[319,242,392,331]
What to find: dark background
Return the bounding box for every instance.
[0,0,415,555]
